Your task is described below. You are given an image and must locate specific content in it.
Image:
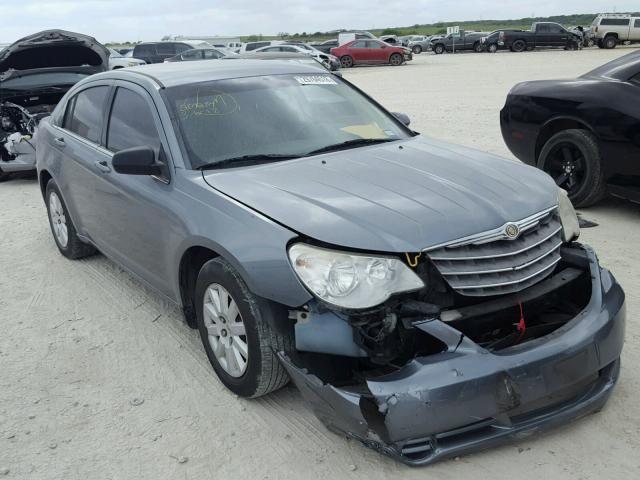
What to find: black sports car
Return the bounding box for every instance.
[500,50,640,207]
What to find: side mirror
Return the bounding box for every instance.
[112,146,163,176]
[392,112,411,127]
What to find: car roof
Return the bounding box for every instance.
[581,49,640,81]
[92,59,329,88]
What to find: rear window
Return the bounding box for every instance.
[635,19,640,28]
[600,18,630,26]
[156,43,176,54]
[64,86,110,143]
[134,44,155,56]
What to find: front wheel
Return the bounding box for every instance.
[603,36,617,49]
[412,45,422,54]
[340,55,354,68]
[389,53,403,66]
[45,180,96,259]
[195,258,293,398]
[487,43,498,53]
[0,166,10,182]
[473,42,483,53]
[538,129,606,208]
[433,44,445,54]
[511,40,526,52]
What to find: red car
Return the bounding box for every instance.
[330,39,412,68]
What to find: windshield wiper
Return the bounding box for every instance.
[305,138,396,156]
[197,154,301,171]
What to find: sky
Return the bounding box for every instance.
[1,0,639,43]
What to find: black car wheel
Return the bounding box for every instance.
[487,43,498,53]
[434,44,445,54]
[195,257,293,398]
[473,42,483,53]
[0,167,10,182]
[340,55,354,68]
[538,129,606,207]
[389,53,403,66]
[511,40,527,52]
[603,36,617,49]
[412,45,422,54]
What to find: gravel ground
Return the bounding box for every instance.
[1,47,639,479]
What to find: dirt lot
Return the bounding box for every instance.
[1,48,639,479]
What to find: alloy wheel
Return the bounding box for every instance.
[545,143,587,196]
[203,283,248,378]
[49,192,69,248]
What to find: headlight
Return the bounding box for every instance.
[288,243,424,309]
[558,188,580,242]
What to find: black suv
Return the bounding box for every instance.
[131,42,194,64]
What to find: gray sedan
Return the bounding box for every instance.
[36,60,624,465]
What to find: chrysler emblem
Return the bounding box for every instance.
[505,223,520,239]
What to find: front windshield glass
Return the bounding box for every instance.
[166,74,410,169]
[0,72,89,90]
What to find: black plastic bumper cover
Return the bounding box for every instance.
[278,246,626,465]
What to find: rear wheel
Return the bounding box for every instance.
[538,129,606,207]
[412,45,422,54]
[340,55,354,68]
[195,258,293,398]
[433,44,445,54]
[389,53,403,66]
[473,42,483,53]
[45,180,96,259]
[511,40,526,52]
[0,166,10,182]
[603,36,617,49]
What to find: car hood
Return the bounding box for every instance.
[0,29,109,81]
[203,136,558,253]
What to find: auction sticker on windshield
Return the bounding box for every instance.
[294,75,337,85]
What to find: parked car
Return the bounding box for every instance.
[238,40,283,53]
[379,35,401,46]
[36,59,624,466]
[309,39,338,54]
[331,39,412,67]
[108,48,146,69]
[480,30,521,53]
[164,47,234,62]
[400,35,427,47]
[252,44,339,70]
[569,26,596,48]
[132,41,209,64]
[430,31,490,54]
[409,35,443,54]
[230,52,333,71]
[501,50,640,206]
[592,13,640,49]
[0,29,109,181]
[497,22,582,52]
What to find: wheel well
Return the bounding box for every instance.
[604,32,619,39]
[179,246,219,328]
[39,170,52,199]
[112,66,123,70]
[535,119,593,161]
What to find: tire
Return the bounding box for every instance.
[433,44,445,55]
[487,43,498,53]
[412,45,422,54]
[538,129,606,208]
[511,39,526,52]
[45,180,97,259]
[195,258,294,398]
[0,166,10,182]
[586,39,595,48]
[473,42,483,53]
[603,36,617,49]
[340,55,353,68]
[389,53,403,66]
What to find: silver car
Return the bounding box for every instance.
[36,60,624,465]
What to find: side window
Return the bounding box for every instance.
[366,41,384,49]
[63,86,110,144]
[175,44,190,54]
[134,45,154,56]
[537,25,550,33]
[601,18,630,26]
[203,49,222,59]
[156,43,176,55]
[182,49,201,59]
[635,19,640,28]
[549,24,563,33]
[281,46,298,52]
[351,41,366,48]
[106,87,161,154]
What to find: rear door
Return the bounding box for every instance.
[632,19,640,41]
[534,24,551,47]
[55,83,113,238]
[348,40,368,63]
[155,43,177,62]
[89,82,177,296]
[133,44,156,63]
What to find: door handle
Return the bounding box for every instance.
[53,137,65,147]
[95,160,111,173]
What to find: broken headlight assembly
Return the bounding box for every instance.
[288,243,424,309]
[558,188,580,242]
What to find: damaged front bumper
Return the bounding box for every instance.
[279,245,625,465]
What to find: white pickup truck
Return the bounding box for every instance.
[592,13,640,48]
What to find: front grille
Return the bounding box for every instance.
[425,207,563,296]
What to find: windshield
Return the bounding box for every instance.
[0,72,89,90]
[166,74,410,169]
[109,48,124,58]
